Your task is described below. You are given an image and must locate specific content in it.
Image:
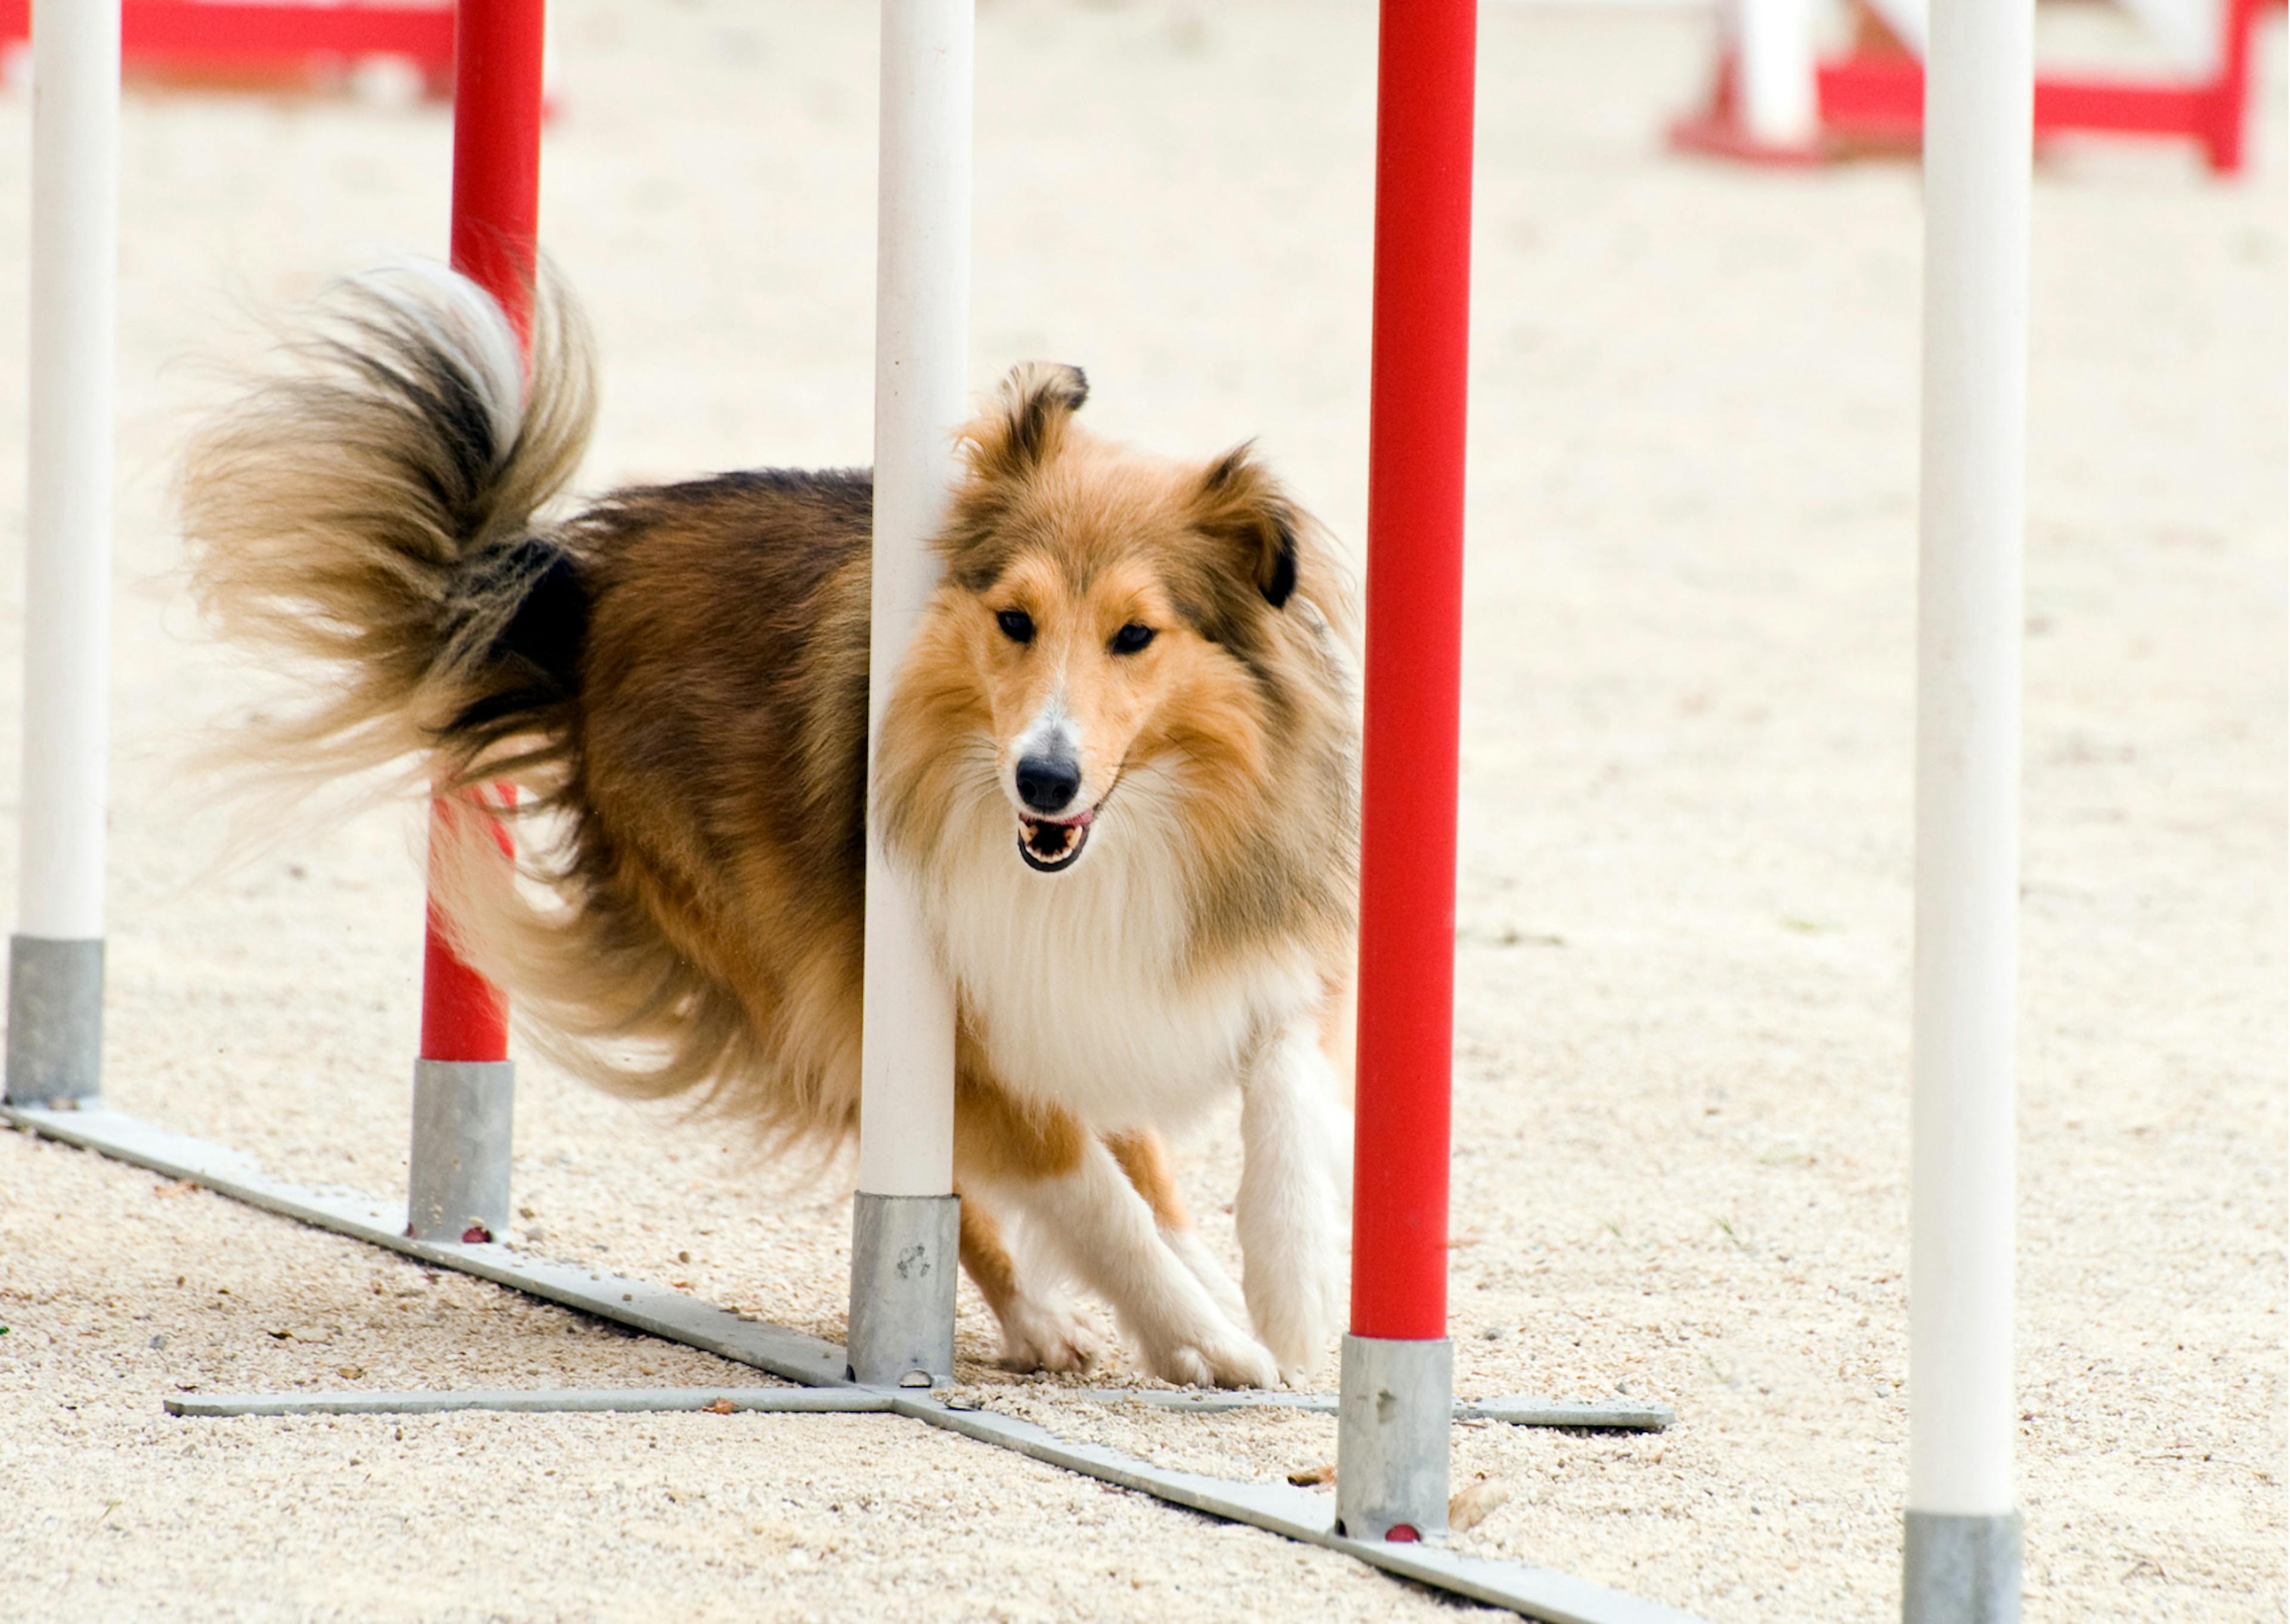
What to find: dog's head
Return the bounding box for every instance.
[882,362,1331,879]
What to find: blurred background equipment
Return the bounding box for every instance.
[0,0,452,98]
[1672,0,2277,172]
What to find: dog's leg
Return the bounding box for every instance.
[957,1188,1101,1374]
[958,1071,1273,1387]
[1002,1140,1277,1389]
[1236,1020,1350,1387]
[1105,1129,1249,1329]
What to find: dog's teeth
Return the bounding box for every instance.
[1025,820,1073,856]
[1018,814,1089,870]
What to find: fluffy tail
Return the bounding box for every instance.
[184,266,800,1134]
[184,261,596,797]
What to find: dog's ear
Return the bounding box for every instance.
[1194,443,1298,610]
[958,362,1089,482]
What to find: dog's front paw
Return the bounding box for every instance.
[995,1294,1104,1375]
[1143,1326,1279,1390]
[1246,1245,1344,1390]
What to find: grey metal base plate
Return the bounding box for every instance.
[1,1104,843,1385]
[7,1102,1704,1624]
[168,1386,894,1419]
[1086,1385,1670,1431]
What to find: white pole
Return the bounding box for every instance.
[7,0,119,1108]
[847,0,970,1386]
[1905,0,2029,1610]
[1738,0,1818,150]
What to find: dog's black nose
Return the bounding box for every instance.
[1014,753,1082,814]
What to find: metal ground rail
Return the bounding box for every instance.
[7,1102,1707,1624]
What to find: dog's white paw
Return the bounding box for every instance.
[1255,1322,1335,1391]
[1233,1021,1350,1391]
[1141,1324,1280,1390]
[1245,1243,1344,1389]
[995,1294,1104,1375]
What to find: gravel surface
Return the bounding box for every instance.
[1,4,2282,1621]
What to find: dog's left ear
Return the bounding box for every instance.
[1194,444,1298,609]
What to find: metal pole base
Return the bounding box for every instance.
[5,935,103,1107]
[407,1058,514,1242]
[1335,1332,1453,1543]
[847,1191,959,1387]
[1904,1510,2022,1623]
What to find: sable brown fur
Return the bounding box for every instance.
[185,266,1361,1386]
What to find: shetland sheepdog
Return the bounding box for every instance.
[184,265,1360,1387]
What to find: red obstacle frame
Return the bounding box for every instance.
[0,1,454,95]
[1672,0,2277,174]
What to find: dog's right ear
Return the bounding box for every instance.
[957,362,1089,482]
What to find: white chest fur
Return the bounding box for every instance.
[918,779,1319,1130]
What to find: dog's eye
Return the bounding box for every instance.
[995,609,1035,644]
[1109,623,1156,656]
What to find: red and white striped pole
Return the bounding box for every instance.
[1335,0,1476,1545]
[406,0,545,1245]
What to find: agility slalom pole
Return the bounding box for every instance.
[1737,0,1819,148]
[446,0,544,347]
[6,0,122,1110]
[1336,0,1475,1545]
[406,0,546,1245]
[845,0,971,1388]
[1902,0,2029,1613]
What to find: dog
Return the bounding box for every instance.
[183,264,1360,1387]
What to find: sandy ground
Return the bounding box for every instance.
[0,2,2282,1620]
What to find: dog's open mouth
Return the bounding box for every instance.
[1017,807,1094,873]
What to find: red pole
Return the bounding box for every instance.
[419,0,544,1066]
[2201,0,2261,175]
[1351,0,1476,1344]
[447,0,544,336]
